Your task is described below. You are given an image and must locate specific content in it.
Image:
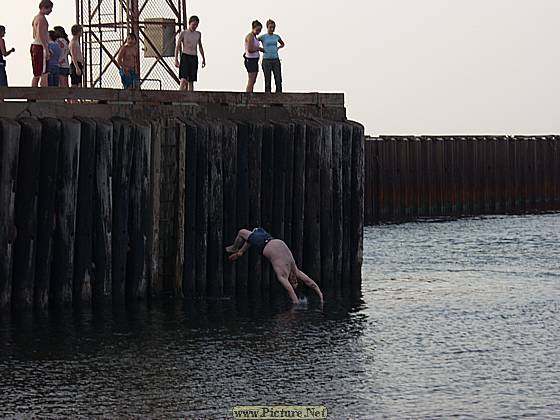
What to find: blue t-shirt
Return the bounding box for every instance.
[48,41,61,70]
[259,34,281,60]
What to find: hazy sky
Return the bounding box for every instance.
[4,0,560,135]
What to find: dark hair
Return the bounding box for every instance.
[39,0,53,9]
[71,24,82,36]
[189,15,199,24]
[127,33,137,40]
[252,20,262,29]
[266,19,276,27]
[53,25,69,42]
[0,26,5,34]
[48,30,57,41]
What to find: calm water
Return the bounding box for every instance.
[1,214,559,419]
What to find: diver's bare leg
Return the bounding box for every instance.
[225,229,252,253]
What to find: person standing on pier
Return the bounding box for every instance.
[31,0,53,87]
[54,26,70,88]
[259,19,285,93]
[175,15,206,91]
[117,33,140,89]
[69,24,84,88]
[47,31,61,87]
[244,20,264,93]
[226,228,324,305]
[0,25,15,87]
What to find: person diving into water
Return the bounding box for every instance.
[226,228,324,305]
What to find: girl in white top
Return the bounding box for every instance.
[244,20,264,93]
[54,26,70,87]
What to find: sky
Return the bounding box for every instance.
[4,0,560,135]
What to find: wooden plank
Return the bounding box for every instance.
[283,123,295,249]
[207,121,224,298]
[149,121,161,297]
[222,121,238,299]
[73,117,96,306]
[126,122,150,300]
[111,118,133,301]
[92,119,113,302]
[341,124,353,290]
[432,137,444,217]
[0,119,20,309]
[234,121,250,299]
[291,122,306,269]
[175,119,187,297]
[34,118,61,310]
[408,137,421,219]
[181,118,198,299]
[319,123,334,291]
[195,120,209,298]
[303,122,322,283]
[247,123,263,301]
[350,122,365,295]
[12,118,41,309]
[260,123,275,301]
[332,123,344,293]
[51,118,81,307]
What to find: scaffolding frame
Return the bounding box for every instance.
[76,0,187,89]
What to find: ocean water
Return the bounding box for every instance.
[0,214,558,419]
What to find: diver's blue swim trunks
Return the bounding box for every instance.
[248,228,273,254]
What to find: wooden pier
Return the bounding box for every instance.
[0,88,364,310]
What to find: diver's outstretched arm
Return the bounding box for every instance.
[296,270,324,303]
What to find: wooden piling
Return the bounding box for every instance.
[332,123,344,290]
[194,121,209,298]
[222,121,238,298]
[34,118,61,310]
[92,119,113,303]
[291,122,306,269]
[260,123,275,300]
[234,121,250,299]
[350,123,365,293]
[73,118,96,306]
[207,121,224,298]
[0,119,20,309]
[341,124,353,288]
[247,123,263,300]
[320,123,334,290]
[51,118,81,307]
[283,123,295,249]
[12,118,41,309]
[182,119,198,298]
[303,122,322,283]
[126,122,150,300]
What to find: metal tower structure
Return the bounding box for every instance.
[76,0,187,90]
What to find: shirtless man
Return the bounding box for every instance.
[226,228,324,305]
[117,33,139,89]
[69,24,84,88]
[174,15,206,91]
[0,25,16,87]
[31,0,53,87]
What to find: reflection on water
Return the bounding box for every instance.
[1,214,559,418]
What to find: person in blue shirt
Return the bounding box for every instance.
[258,19,285,93]
[47,30,61,87]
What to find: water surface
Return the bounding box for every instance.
[1,214,559,418]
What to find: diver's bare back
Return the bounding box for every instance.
[262,239,296,271]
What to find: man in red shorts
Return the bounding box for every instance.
[31,0,53,87]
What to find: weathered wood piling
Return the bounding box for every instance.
[364,135,560,225]
[0,88,363,310]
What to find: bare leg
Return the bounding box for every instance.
[39,73,49,87]
[246,73,257,93]
[179,79,187,91]
[31,76,40,87]
[187,81,195,91]
[226,229,252,253]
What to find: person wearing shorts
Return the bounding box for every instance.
[31,0,53,87]
[175,15,206,91]
[226,227,324,305]
[47,31,61,87]
[117,33,140,89]
[69,24,84,87]
[54,26,70,87]
[244,20,264,93]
